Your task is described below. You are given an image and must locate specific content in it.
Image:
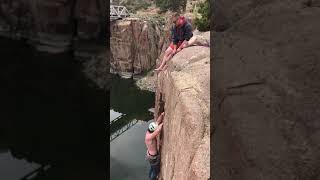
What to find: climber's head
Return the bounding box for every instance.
[148,122,158,133]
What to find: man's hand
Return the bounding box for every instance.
[156,112,165,124]
[158,123,163,131]
[182,42,188,49]
[176,41,188,53]
[172,48,177,55]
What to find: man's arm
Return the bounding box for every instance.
[173,44,177,50]
[172,44,177,55]
[156,112,165,124]
[177,24,193,52]
[171,26,179,47]
[146,123,163,140]
[184,23,193,41]
[177,40,188,52]
[170,26,175,41]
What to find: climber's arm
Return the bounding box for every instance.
[156,112,165,124]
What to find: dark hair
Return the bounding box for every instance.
[172,12,180,18]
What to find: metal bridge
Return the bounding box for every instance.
[110,119,138,142]
[21,164,51,180]
[110,2,130,20]
[109,113,126,125]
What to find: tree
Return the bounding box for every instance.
[194,0,210,31]
[155,0,186,13]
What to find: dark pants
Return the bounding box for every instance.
[146,152,160,180]
[149,162,160,180]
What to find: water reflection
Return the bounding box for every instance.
[110,75,154,134]
[110,75,154,119]
[110,109,123,122]
[0,38,108,180]
[0,151,40,180]
[110,120,151,180]
[110,75,154,180]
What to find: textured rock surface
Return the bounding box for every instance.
[154,42,210,180]
[136,31,210,92]
[135,71,156,92]
[214,0,320,179]
[0,0,104,53]
[110,18,165,78]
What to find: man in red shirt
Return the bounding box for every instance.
[155,13,193,71]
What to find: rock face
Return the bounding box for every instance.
[0,0,108,89]
[154,41,210,179]
[214,0,320,179]
[0,0,105,53]
[110,18,165,78]
[135,71,157,92]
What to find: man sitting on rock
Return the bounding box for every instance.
[155,13,209,72]
[145,112,165,180]
[155,13,193,71]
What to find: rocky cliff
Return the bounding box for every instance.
[154,33,210,180]
[214,0,320,179]
[0,0,105,53]
[0,0,108,89]
[110,17,167,78]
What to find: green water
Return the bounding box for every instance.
[110,75,155,180]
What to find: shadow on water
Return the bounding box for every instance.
[0,38,108,180]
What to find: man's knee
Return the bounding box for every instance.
[165,47,173,55]
[165,54,173,62]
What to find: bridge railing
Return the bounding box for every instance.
[110,119,138,142]
[109,113,126,125]
[110,5,130,20]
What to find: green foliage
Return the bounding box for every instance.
[155,0,169,12]
[121,0,152,13]
[155,0,187,13]
[194,0,210,31]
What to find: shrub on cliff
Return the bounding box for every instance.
[113,0,151,13]
[194,0,210,31]
[155,0,187,13]
[125,0,152,13]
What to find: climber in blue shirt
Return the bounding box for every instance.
[155,13,193,71]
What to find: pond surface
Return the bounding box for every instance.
[0,37,155,180]
[0,150,40,179]
[0,38,107,180]
[110,75,155,180]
